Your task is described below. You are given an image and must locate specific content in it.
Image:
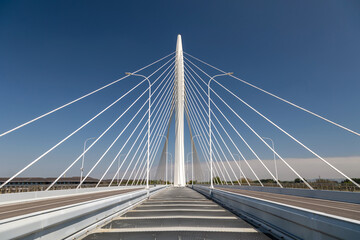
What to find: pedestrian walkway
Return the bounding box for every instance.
[82,187,270,240]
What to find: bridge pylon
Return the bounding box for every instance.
[174,34,186,187]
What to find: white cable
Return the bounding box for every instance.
[184,52,360,137]
[185,66,253,185]
[186,104,223,185]
[184,101,212,184]
[185,98,226,185]
[150,66,175,105]
[112,81,174,187]
[95,68,175,187]
[132,151,147,186]
[0,53,175,138]
[136,86,175,184]
[185,77,242,185]
[186,51,348,189]
[186,89,230,185]
[185,62,259,185]
[0,79,147,189]
[145,96,175,181]
[101,72,175,187]
[186,82,233,184]
[185,75,240,184]
[108,117,149,186]
[186,80,237,184]
[137,99,174,185]
[184,99,219,184]
[214,78,360,188]
[150,73,175,122]
[185,97,222,184]
[149,78,175,146]
[126,143,147,185]
[87,102,149,188]
[123,137,148,186]
[184,61,284,187]
[185,70,251,185]
[46,87,150,191]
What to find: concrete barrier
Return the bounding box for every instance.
[0,186,166,240]
[214,185,360,204]
[193,185,360,240]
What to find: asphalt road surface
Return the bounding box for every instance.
[82,187,271,240]
[218,187,360,221]
[0,188,140,220]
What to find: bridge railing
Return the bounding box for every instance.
[193,185,360,240]
[0,185,166,240]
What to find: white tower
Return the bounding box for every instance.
[174,35,186,187]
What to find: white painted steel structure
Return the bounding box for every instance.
[174,35,186,187]
[0,34,359,240]
[0,34,359,192]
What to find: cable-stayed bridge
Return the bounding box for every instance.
[0,35,359,239]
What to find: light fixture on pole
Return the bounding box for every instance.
[126,72,151,191]
[80,137,95,187]
[208,72,233,189]
[261,136,278,181]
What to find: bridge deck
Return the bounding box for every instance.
[218,187,360,221]
[82,187,270,240]
[0,188,139,220]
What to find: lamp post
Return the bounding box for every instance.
[158,135,168,185]
[126,72,151,191]
[262,136,278,181]
[208,72,233,189]
[80,137,95,187]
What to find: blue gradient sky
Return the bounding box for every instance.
[0,0,359,179]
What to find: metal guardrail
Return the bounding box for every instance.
[0,185,143,205]
[193,185,360,240]
[0,186,166,240]
[212,184,360,204]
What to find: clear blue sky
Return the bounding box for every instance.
[0,0,359,179]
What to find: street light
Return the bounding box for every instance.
[262,136,278,181]
[126,72,151,191]
[208,72,233,189]
[80,137,95,187]
[158,135,168,185]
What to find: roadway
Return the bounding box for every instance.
[0,188,140,220]
[82,187,271,240]
[218,187,360,221]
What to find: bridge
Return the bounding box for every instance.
[0,35,359,239]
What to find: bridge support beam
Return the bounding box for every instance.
[174,34,186,187]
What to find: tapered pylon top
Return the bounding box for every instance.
[174,34,186,187]
[176,34,183,52]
